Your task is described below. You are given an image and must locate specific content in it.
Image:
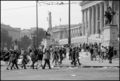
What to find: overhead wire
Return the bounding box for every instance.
[2,1,80,11]
[2,5,36,11]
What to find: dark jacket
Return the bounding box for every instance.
[108,47,114,58]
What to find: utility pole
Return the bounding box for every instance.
[36,0,39,49]
[68,0,71,47]
[37,1,75,48]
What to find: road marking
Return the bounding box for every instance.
[71,74,76,77]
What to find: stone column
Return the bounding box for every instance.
[71,29,73,38]
[73,29,74,37]
[104,1,108,26]
[73,29,75,37]
[87,8,91,36]
[100,2,104,34]
[82,10,85,36]
[93,6,96,34]
[77,28,79,36]
[91,6,95,34]
[85,9,87,36]
[89,7,92,35]
[84,9,87,36]
[62,31,64,39]
[91,7,93,34]
[78,27,80,36]
[95,4,99,34]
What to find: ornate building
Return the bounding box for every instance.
[80,1,119,43]
[1,24,21,41]
[47,11,83,46]
[48,24,82,46]
[47,1,119,46]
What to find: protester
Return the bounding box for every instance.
[108,46,114,64]
[42,49,51,69]
[21,51,28,69]
[10,51,19,70]
[37,48,44,68]
[0,42,117,71]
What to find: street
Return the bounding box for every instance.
[1,52,119,80]
[1,1,120,80]
[1,66,119,80]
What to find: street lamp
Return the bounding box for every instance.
[68,0,71,47]
[37,1,73,48]
[36,0,39,49]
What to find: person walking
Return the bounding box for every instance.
[59,47,64,65]
[90,46,94,61]
[6,50,13,70]
[42,49,51,69]
[75,47,81,66]
[37,48,43,68]
[21,51,28,69]
[10,51,19,70]
[108,46,114,64]
[52,48,59,66]
[71,47,77,66]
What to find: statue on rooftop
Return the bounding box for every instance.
[104,1,116,25]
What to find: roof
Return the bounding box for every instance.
[1,24,21,32]
[52,24,82,29]
[50,24,82,33]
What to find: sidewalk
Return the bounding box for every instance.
[54,51,120,68]
[1,57,119,68]
[54,58,119,68]
[1,61,6,66]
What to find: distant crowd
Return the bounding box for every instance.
[0,42,118,70]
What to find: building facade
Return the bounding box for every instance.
[8,28,21,41]
[48,24,82,46]
[20,29,33,39]
[47,1,119,46]
[80,1,119,43]
[1,24,21,41]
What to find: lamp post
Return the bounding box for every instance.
[37,1,73,48]
[36,0,39,49]
[68,0,71,47]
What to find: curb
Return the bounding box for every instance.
[53,65,120,68]
[81,66,120,68]
[1,63,119,68]
[1,64,119,68]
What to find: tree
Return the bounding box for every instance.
[1,28,12,49]
[33,28,47,47]
[20,35,31,50]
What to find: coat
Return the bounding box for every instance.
[44,50,50,60]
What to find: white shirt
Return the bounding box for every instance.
[14,45,18,50]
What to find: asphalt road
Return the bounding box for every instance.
[1,66,119,80]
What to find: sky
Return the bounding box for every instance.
[1,1,82,30]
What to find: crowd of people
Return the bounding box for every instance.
[0,42,118,70]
